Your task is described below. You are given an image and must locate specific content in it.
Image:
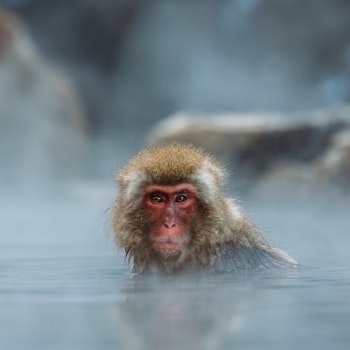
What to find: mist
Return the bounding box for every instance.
[1,2,350,350]
[1,0,350,188]
[3,0,350,132]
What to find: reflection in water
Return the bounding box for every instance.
[117,276,254,349]
[2,252,350,350]
[115,271,293,350]
[114,265,350,350]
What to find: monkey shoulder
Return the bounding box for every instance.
[213,241,297,271]
[212,202,297,271]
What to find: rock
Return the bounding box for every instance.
[317,129,350,187]
[0,9,88,188]
[147,107,350,189]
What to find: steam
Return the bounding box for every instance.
[107,0,350,130]
[2,1,350,190]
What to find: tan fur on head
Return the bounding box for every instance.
[118,143,225,203]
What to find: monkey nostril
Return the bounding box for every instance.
[163,217,176,228]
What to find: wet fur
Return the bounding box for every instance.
[112,144,297,274]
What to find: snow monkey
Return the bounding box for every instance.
[112,143,297,274]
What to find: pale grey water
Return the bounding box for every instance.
[1,184,350,350]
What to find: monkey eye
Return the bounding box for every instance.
[150,193,164,203]
[175,194,188,203]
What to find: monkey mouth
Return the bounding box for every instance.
[151,239,184,257]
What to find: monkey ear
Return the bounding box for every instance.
[118,170,146,201]
[193,163,224,202]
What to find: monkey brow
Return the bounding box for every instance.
[149,176,191,186]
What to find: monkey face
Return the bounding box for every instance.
[142,184,198,258]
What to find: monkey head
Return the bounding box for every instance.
[112,143,229,273]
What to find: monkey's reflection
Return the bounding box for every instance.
[115,273,259,350]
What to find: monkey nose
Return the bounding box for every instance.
[163,208,176,228]
[164,221,176,228]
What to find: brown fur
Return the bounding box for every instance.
[112,143,297,274]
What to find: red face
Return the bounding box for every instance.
[143,184,198,258]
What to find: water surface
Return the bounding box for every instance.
[1,184,349,350]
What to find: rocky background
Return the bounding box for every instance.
[148,108,350,193]
[1,0,350,194]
